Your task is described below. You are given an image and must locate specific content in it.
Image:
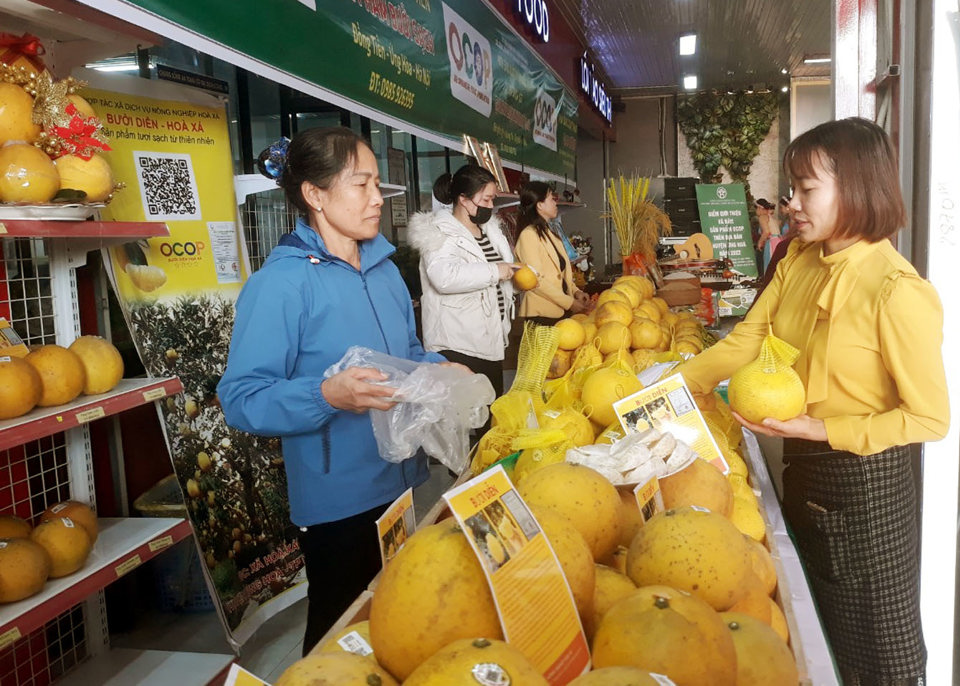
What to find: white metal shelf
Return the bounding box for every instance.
[59,648,234,685]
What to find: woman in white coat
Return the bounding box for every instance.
[407,164,517,396]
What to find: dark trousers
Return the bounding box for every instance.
[297,502,389,656]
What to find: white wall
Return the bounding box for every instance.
[791,80,832,138]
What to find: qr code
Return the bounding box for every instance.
[134,151,202,221]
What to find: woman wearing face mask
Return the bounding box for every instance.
[407,164,517,396]
[680,118,948,685]
[514,181,591,325]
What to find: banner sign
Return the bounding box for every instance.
[88,85,305,648]
[694,183,758,278]
[122,0,578,177]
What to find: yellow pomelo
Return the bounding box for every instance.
[40,501,98,544]
[596,322,631,355]
[747,537,778,597]
[572,341,603,370]
[513,444,567,482]
[25,344,86,407]
[403,638,547,686]
[67,94,98,119]
[597,288,632,308]
[68,335,124,394]
[675,340,701,356]
[626,507,753,611]
[572,312,589,322]
[727,572,773,624]
[555,317,586,350]
[546,348,573,379]
[0,84,40,144]
[730,495,766,542]
[594,423,625,445]
[629,318,662,350]
[517,463,622,561]
[539,407,595,447]
[721,612,799,686]
[612,285,641,309]
[724,452,749,478]
[581,320,598,345]
[650,297,670,315]
[54,153,114,202]
[728,474,753,501]
[369,519,502,680]
[581,366,643,428]
[318,620,375,661]
[0,538,51,603]
[593,586,737,685]
[512,265,538,291]
[274,652,398,686]
[595,300,634,328]
[659,458,734,518]
[616,488,643,548]
[585,564,637,640]
[531,505,596,620]
[569,667,665,686]
[30,517,92,578]
[634,300,661,323]
[0,357,43,419]
[616,275,655,299]
[0,515,31,539]
[662,310,680,328]
[768,598,790,643]
[655,325,671,352]
[728,336,806,424]
[603,348,635,371]
[606,545,629,574]
[0,143,59,203]
[632,349,656,372]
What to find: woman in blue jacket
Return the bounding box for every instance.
[218,127,448,654]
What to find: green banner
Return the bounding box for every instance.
[694,183,758,278]
[125,0,578,177]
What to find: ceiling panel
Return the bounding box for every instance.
[554,0,832,93]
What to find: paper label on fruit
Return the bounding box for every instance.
[650,674,677,686]
[0,541,7,549]
[375,487,414,567]
[613,373,728,474]
[337,631,373,656]
[61,517,75,528]
[472,663,510,685]
[444,467,591,685]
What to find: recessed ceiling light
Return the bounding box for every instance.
[781,85,789,93]
[679,34,697,56]
[803,56,831,64]
[683,75,698,90]
[780,68,789,75]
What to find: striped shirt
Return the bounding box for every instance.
[475,233,506,320]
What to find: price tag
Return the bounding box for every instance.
[115,555,142,577]
[0,223,7,235]
[143,387,166,402]
[75,407,105,424]
[149,535,174,552]
[337,630,374,656]
[375,488,414,566]
[0,627,21,650]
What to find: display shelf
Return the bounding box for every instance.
[59,648,234,685]
[0,220,170,241]
[0,517,194,649]
[0,377,184,452]
[557,201,586,214]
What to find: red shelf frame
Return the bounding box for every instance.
[0,221,169,240]
[0,517,194,649]
[0,377,183,452]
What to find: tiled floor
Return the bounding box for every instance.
[109,461,456,682]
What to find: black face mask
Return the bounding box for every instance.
[468,203,494,226]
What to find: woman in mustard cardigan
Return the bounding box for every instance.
[681,118,948,685]
[514,182,590,324]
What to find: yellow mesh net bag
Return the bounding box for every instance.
[511,428,574,482]
[727,328,806,424]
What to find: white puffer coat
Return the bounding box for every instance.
[406,209,515,361]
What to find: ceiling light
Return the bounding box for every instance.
[746,85,754,94]
[781,85,789,93]
[780,68,789,75]
[683,75,698,90]
[679,34,697,56]
[84,56,144,72]
[803,56,832,64]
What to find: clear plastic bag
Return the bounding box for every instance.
[324,346,495,473]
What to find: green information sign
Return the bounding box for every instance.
[124,0,578,177]
[694,183,758,278]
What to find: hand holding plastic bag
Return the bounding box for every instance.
[324,346,495,473]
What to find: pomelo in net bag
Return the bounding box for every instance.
[727,329,805,424]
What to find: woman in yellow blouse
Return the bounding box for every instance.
[514,182,591,324]
[682,118,948,685]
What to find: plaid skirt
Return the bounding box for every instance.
[781,439,924,684]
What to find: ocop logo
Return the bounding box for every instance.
[447,21,491,88]
[160,241,205,257]
[442,3,493,117]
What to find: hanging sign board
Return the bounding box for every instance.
[694,183,758,278]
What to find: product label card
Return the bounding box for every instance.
[375,487,415,567]
[613,373,728,474]
[0,318,28,357]
[444,466,591,684]
[223,664,270,686]
[633,475,665,524]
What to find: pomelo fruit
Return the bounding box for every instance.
[0,538,51,603]
[403,637,547,685]
[659,458,734,518]
[40,501,98,544]
[721,612,799,685]
[530,505,596,620]
[568,666,667,685]
[634,301,661,323]
[25,344,86,407]
[0,515,32,539]
[629,318,662,350]
[555,318,586,350]
[596,288,632,309]
[539,407,595,447]
[768,598,790,643]
[595,301,634,328]
[0,84,40,144]
[68,335,124,394]
[547,348,573,379]
[512,265,538,291]
[728,333,805,424]
[274,652,398,685]
[596,322,631,355]
[54,153,114,202]
[0,356,43,419]
[0,142,59,204]
[30,517,92,578]
[67,94,98,119]
[585,563,637,640]
[318,620,375,661]
[746,536,778,597]
[581,366,643,428]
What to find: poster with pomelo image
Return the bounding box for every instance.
[444,466,591,684]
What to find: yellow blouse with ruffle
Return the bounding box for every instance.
[680,238,949,456]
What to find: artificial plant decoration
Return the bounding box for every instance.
[605,175,672,275]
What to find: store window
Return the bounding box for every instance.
[416,140,449,211]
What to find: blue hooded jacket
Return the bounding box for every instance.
[218,218,445,526]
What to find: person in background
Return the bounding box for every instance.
[755,198,798,297]
[755,197,779,271]
[218,127,459,656]
[407,164,516,397]
[681,117,948,685]
[514,181,591,325]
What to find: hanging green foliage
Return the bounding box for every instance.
[677,92,780,184]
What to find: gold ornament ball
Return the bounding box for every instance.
[0,142,59,204]
[0,83,41,145]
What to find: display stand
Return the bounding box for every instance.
[0,220,233,684]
